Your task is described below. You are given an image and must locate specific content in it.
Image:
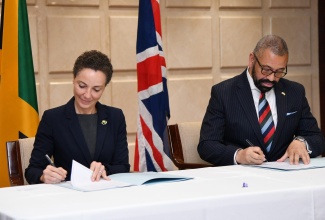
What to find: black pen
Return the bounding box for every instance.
[245,139,267,162]
[45,154,56,167]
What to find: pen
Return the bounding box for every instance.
[245,139,254,147]
[45,154,56,167]
[245,139,267,162]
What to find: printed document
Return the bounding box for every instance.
[57,160,192,191]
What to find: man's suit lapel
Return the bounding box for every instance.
[269,81,287,155]
[236,71,265,147]
[65,98,92,164]
[93,102,109,160]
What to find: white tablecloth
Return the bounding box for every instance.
[1,164,325,220]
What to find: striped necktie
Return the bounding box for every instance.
[258,92,275,152]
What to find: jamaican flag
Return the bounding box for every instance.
[0,0,39,187]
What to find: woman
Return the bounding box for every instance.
[25,50,130,184]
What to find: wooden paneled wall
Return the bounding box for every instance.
[20,0,320,171]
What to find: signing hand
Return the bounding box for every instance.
[90,161,110,181]
[40,165,67,184]
[236,147,266,165]
[277,140,310,165]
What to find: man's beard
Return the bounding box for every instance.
[252,65,277,93]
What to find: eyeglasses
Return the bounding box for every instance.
[253,53,287,78]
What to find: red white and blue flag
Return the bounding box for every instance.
[134,0,174,172]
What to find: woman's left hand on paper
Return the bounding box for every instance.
[90,161,110,181]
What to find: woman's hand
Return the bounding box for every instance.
[90,161,110,181]
[40,165,67,184]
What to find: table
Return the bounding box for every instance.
[1,163,325,220]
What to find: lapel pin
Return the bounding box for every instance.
[101,120,107,125]
[281,92,286,96]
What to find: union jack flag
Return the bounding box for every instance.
[134,0,174,172]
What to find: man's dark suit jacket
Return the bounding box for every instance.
[198,70,325,166]
[25,97,130,184]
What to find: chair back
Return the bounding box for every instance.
[167,122,212,169]
[6,137,35,185]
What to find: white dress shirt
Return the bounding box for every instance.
[246,68,278,127]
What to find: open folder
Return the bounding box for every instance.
[247,157,325,171]
[57,160,192,192]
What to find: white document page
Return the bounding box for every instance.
[69,160,131,191]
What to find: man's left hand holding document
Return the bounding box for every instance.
[58,160,131,192]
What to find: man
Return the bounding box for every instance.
[198,35,325,166]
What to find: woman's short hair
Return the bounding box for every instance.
[73,50,113,85]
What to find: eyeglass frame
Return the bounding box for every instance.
[253,53,287,78]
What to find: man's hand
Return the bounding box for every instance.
[236,147,266,165]
[277,139,310,164]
